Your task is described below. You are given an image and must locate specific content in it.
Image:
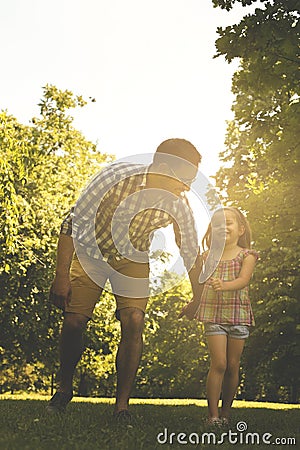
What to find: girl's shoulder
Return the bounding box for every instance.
[238,248,259,261]
[200,249,259,265]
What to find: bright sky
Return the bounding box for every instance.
[0,0,256,178]
[1,0,257,280]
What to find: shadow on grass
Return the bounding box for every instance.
[0,399,299,449]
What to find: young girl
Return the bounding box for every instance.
[181,207,258,425]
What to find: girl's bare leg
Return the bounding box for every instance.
[206,335,227,419]
[221,338,245,419]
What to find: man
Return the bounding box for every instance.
[47,138,203,421]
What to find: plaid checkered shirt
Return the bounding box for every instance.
[195,249,259,326]
[60,161,199,269]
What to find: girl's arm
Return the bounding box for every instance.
[211,254,257,292]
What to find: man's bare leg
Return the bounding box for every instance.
[58,312,89,393]
[115,307,144,413]
[46,312,89,412]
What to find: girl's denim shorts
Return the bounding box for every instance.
[204,323,250,339]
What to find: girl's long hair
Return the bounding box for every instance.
[202,207,252,251]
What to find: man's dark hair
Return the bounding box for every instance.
[153,138,201,167]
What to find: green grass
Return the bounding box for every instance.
[0,395,299,449]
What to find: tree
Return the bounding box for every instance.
[0,86,209,398]
[0,85,113,392]
[212,0,299,402]
[135,274,208,399]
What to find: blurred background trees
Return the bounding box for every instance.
[1,0,299,403]
[0,85,113,394]
[213,0,299,403]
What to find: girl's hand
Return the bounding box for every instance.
[210,278,225,291]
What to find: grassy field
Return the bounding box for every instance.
[0,394,299,449]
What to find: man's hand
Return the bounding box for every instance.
[210,278,225,291]
[178,298,200,320]
[49,274,72,310]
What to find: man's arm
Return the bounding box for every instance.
[49,233,74,310]
[187,252,203,298]
[178,252,204,319]
[172,203,204,319]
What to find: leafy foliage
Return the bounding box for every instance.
[0,85,112,392]
[213,0,300,402]
[137,277,208,398]
[1,7,299,401]
[0,86,207,400]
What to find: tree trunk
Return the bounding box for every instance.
[50,373,55,396]
[78,372,88,397]
[290,384,298,404]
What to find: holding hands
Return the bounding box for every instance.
[178,298,200,320]
[179,277,226,320]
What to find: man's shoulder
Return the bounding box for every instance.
[86,161,148,187]
[110,161,148,175]
[98,161,148,179]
